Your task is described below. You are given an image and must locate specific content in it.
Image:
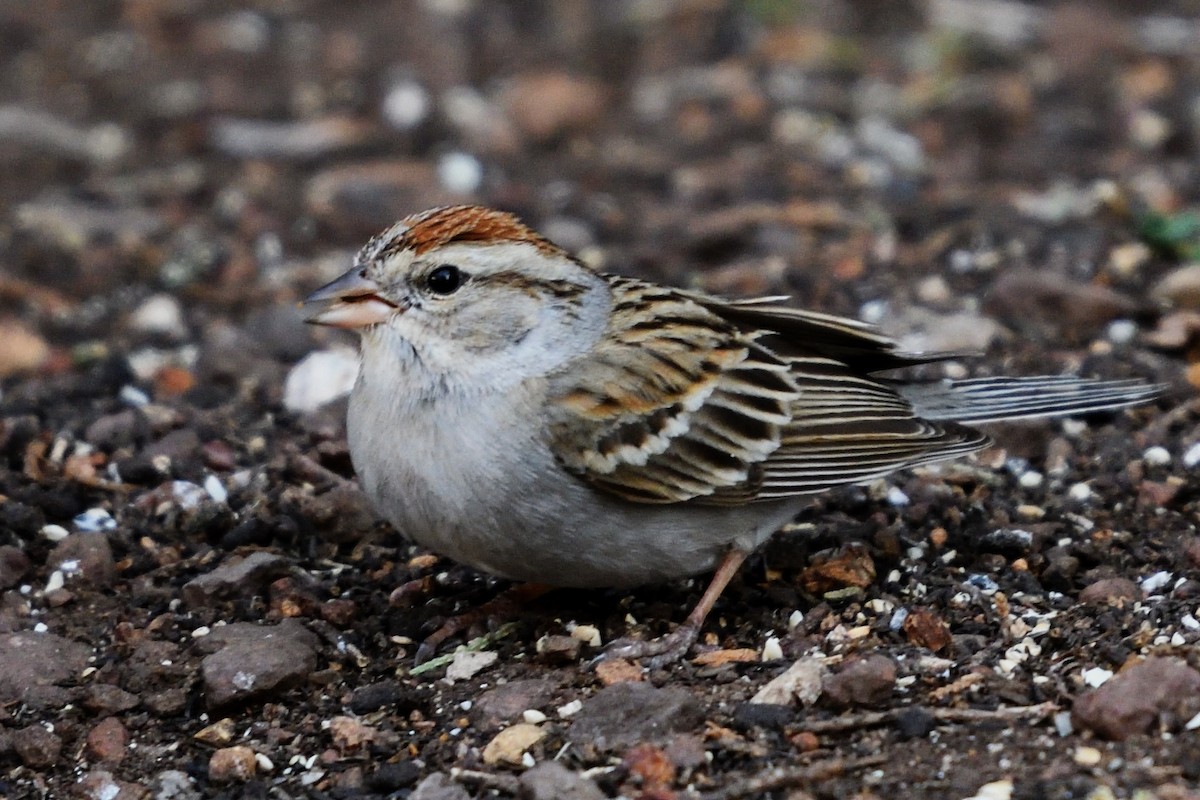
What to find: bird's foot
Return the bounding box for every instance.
[602,621,701,669]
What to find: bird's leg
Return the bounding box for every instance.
[413,582,553,665]
[603,548,748,669]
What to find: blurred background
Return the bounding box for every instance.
[2,0,1198,394]
[2,3,1200,797]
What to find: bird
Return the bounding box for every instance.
[303,204,1160,667]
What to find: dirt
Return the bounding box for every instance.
[1,1,1199,798]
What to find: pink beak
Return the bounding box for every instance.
[302,268,400,329]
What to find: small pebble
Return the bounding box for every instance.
[382,80,430,130]
[1053,711,1074,737]
[521,709,547,725]
[41,524,70,542]
[283,348,359,414]
[118,385,150,407]
[761,636,783,662]
[788,610,804,629]
[1141,571,1172,594]
[1067,482,1092,502]
[437,151,483,195]
[73,508,116,532]
[1143,446,1171,466]
[1082,667,1113,688]
[885,486,910,507]
[204,474,228,504]
[1183,442,1200,468]
[1105,319,1138,344]
[556,699,582,718]
[1018,470,1044,488]
[1074,746,1102,766]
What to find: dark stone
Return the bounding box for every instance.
[731,702,793,732]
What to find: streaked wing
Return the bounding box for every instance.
[546,279,992,506]
[546,277,794,504]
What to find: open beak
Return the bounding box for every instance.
[302,267,400,329]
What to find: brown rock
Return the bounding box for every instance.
[536,634,582,664]
[504,72,607,143]
[823,654,897,707]
[481,722,546,766]
[566,682,704,750]
[1151,264,1200,309]
[985,269,1140,342]
[208,745,257,782]
[471,678,558,730]
[519,760,606,800]
[0,631,91,703]
[0,318,50,378]
[800,544,876,593]
[1072,657,1200,740]
[594,658,643,686]
[12,723,62,768]
[1079,577,1142,607]
[902,608,953,653]
[200,620,319,709]
[48,533,116,587]
[181,551,290,607]
[0,545,30,590]
[77,769,145,800]
[83,684,140,714]
[86,717,129,764]
[410,773,470,800]
[330,715,376,752]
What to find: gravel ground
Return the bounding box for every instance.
[1,1,1199,798]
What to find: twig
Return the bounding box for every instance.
[452,768,521,794]
[702,754,889,800]
[795,701,1058,734]
[406,621,522,677]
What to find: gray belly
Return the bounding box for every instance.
[348,394,802,588]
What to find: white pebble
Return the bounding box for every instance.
[556,699,582,718]
[1081,667,1113,688]
[885,486,910,507]
[1142,446,1171,466]
[191,626,211,638]
[382,80,430,130]
[1053,711,1074,737]
[1140,571,1172,594]
[859,299,888,324]
[1183,442,1200,468]
[1067,482,1092,503]
[170,480,208,510]
[118,385,150,407]
[283,348,359,413]
[438,151,483,195]
[1186,711,1200,731]
[44,570,65,594]
[131,293,186,337]
[255,753,274,772]
[41,524,70,542]
[1061,419,1087,437]
[33,622,49,633]
[522,709,547,725]
[569,624,602,648]
[1105,319,1138,344]
[73,508,116,532]
[1171,632,1186,646]
[889,608,909,631]
[204,474,228,505]
[788,610,804,629]
[761,636,783,662]
[1018,470,1044,489]
[521,752,536,769]
[1181,614,1200,631]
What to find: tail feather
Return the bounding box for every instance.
[899,376,1162,424]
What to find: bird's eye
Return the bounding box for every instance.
[426,265,464,295]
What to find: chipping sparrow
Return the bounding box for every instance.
[304,205,1159,666]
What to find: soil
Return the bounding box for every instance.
[1,2,1199,799]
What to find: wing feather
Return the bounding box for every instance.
[546,278,993,505]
